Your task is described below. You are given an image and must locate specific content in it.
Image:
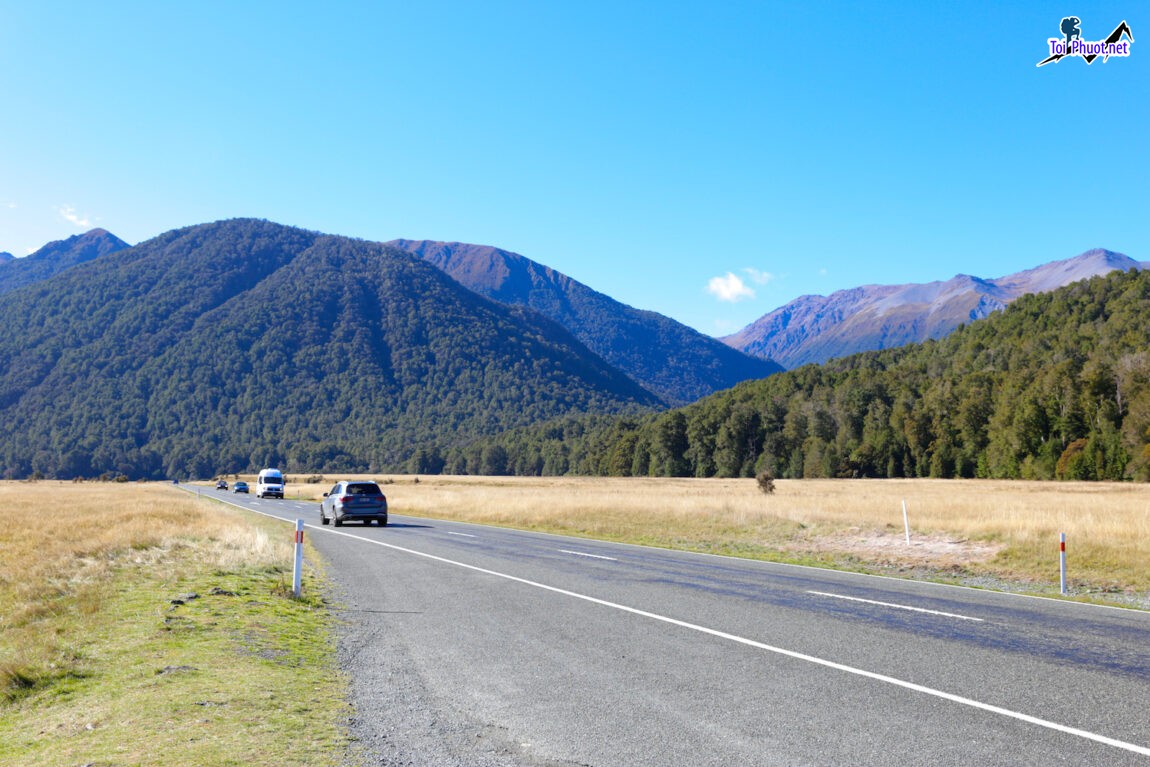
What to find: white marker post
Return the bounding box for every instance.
[293,519,304,597]
[902,499,911,545]
[1059,532,1067,595]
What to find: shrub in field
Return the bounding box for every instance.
[756,470,775,494]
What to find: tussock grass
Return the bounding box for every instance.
[297,475,1150,603]
[0,482,351,767]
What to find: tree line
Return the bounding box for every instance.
[441,269,1150,481]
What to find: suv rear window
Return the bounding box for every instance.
[346,483,382,495]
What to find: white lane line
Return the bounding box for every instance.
[559,549,618,561]
[447,531,477,538]
[808,591,985,622]
[244,511,1150,758]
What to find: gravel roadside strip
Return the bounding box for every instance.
[330,580,587,767]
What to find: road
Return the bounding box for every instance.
[186,486,1150,766]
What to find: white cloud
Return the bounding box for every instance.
[58,204,93,228]
[707,272,755,302]
[743,267,774,285]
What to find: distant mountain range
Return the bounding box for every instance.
[9,228,1140,379]
[468,267,1150,481]
[723,249,1148,369]
[2,228,778,406]
[387,239,782,404]
[0,229,129,296]
[2,218,1142,480]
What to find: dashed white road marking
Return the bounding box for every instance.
[807,590,985,622]
[559,549,617,561]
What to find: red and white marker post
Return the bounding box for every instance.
[1059,532,1067,595]
[293,519,305,597]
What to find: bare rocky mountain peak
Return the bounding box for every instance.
[725,248,1140,369]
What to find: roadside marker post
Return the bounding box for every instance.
[293,519,304,597]
[1059,532,1067,595]
[902,500,911,545]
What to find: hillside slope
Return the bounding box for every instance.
[725,249,1145,368]
[0,219,661,479]
[0,228,129,295]
[389,239,783,404]
[461,268,1150,481]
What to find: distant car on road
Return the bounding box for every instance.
[216,479,228,490]
[320,481,388,527]
[233,481,249,494]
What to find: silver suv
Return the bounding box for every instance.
[320,481,388,527]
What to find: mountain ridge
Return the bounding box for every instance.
[387,238,783,404]
[0,228,130,296]
[460,267,1150,481]
[724,248,1145,369]
[0,219,661,479]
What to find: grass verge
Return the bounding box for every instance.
[0,482,353,767]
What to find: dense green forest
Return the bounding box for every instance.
[445,269,1150,481]
[0,219,660,480]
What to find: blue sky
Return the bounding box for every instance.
[1,1,1145,336]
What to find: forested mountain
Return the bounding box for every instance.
[388,239,783,404]
[0,219,662,480]
[0,228,129,296]
[724,249,1146,369]
[0,252,13,263]
[457,267,1150,481]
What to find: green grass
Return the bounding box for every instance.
[0,485,357,767]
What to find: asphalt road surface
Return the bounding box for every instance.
[186,486,1150,766]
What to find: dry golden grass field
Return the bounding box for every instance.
[278,475,1150,605]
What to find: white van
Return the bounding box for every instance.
[256,468,285,499]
